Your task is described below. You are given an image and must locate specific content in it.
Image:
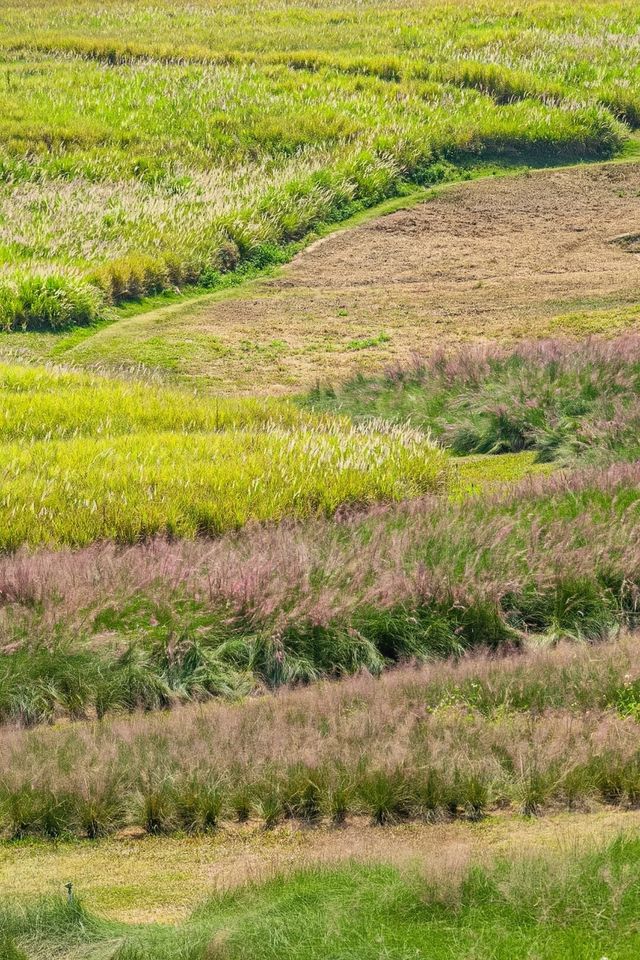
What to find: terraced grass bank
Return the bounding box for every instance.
[35,158,640,393]
[3,336,640,723]
[4,638,640,839]
[3,836,640,959]
[4,454,640,724]
[0,0,638,327]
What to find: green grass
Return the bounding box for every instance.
[0,359,546,553]
[3,837,640,958]
[7,337,640,726]
[304,336,640,464]
[0,362,309,439]
[451,451,552,495]
[1,7,639,956]
[0,427,442,547]
[0,0,636,326]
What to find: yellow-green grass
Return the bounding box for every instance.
[0,363,450,549]
[451,452,552,497]
[0,362,313,441]
[2,0,639,74]
[1,427,447,548]
[1,811,638,926]
[0,362,545,551]
[545,301,640,336]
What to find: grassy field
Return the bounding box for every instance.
[3,335,640,727]
[0,362,451,549]
[0,0,638,331]
[7,156,636,393]
[3,830,640,958]
[3,808,639,924]
[0,453,637,724]
[4,635,640,839]
[2,3,640,956]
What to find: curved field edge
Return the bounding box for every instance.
[1,0,639,329]
[1,133,624,333]
[35,136,640,364]
[37,155,640,397]
[2,833,640,958]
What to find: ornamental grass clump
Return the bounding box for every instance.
[307,335,640,466]
[0,274,103,332]
[3,639,640,837]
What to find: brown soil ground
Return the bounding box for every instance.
[61,160,640,394]
[2,809,639,924]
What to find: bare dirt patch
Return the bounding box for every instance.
[69,161,640,394]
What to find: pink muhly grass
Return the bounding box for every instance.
[0,461,639,642]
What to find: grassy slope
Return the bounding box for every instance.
[3,833,640,959]
[0,165,501,370]
[304,335,640,463]
[16,451,640,727]
[1,8,640,954]
[0,355,552,553]
[0,0,638,340]
[4,639,640,952]
[3,148,639,391]
[7,337,640,729]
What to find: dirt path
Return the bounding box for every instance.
[67,161,640,394]
[3,809,640,925]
